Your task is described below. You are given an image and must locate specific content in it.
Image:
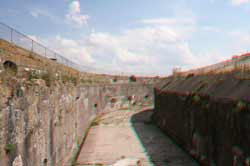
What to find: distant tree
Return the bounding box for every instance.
[129,75,136,82]
[113,76,118,83]
[172,67,181,75]
[127,96,133,101]
[111,97,118,103]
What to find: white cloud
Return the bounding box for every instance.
[65,0,89,27]
[30,8,62,23]
[70,0,81,13]
[31,9,52,19]
[227,30,250,53]
[83,18,200,75]
[28,35,94,72]
[30,9,44,18]
[140,17,196,40]
[29,17,197,75]
[201,26,222,33]
[50,36,94,64]
[140,18,195,26]
[28,15,233,76]
[232,0,250,6]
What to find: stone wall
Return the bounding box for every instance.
[0,81,153,166]
[154,73,250,166]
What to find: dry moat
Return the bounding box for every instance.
[1,23,250,166]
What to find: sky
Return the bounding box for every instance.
[1,0,250,76]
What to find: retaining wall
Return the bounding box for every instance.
[154,73,250,166]
[0,81,153,166]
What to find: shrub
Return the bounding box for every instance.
[111,98,118,103]
[61,75,77,85]
[193,95,200,103]
[127,96,133,101]
[41,72,53,87]
[113,77,118,83]
[194,82,207,93]
[28,70,39,80]
[71,76,77,86]
[186,73,194,79]
[5,144,16,154]
[91,121,99,126]
[236,100,246,112]
[129,75,137,82]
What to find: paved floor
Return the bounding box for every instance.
[76,108,199,166]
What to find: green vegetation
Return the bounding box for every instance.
[129,75,137,82]
[186,73,194,79]
[27,70,53,87]
[16,87,24,97]
[28,71,82,86]
[113,77,118,83]
[4,143,16,154]
[110,98,118,103]
[144,95,149,100]
[62,75,78,85]
[90,121,100,126]
[193,95,200,103]
[28,70,40,81]
[194,82,207,93]
[0,112,2,133]
[0,48,4,55]
[236,100,246,112]
[90,116,103,127]
[201,100,210,110]
[41,72,53,87]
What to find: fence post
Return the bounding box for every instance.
[1,23,97,73]
[45,48,47,57]
[31,40,34,53]
[10,28,13,43]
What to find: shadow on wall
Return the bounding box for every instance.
[130,109,200,166]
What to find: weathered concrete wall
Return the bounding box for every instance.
[0,37,156,166]
[0,80,153,166]
[154,73,250,166]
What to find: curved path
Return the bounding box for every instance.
[76,108,199,166]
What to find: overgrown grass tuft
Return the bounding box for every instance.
[236,100,246,112]
[193,95,200,103]
[4,144,16,154]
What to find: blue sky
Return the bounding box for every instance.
[1,0,250,76]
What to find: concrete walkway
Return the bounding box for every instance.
[76,108,199,166]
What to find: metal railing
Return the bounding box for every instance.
[178,53,250,76]
[0,22,96,73]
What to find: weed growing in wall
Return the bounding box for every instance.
[111,98,118,103]
[28,70,40,81]
[4,143,16,154]
[41,72,53,87]
[194,81,207,93]
[129,75,137,82]
[62,75,78,85]
[201,100,210,110]
[236,100,246,112]
[193,95,200,103]
[186,73,194,79]
[28,70,53,87]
